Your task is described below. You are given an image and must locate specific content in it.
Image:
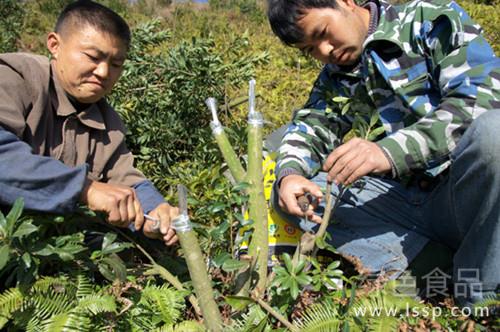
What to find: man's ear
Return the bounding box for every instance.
[46,32,61,59]
[339,0,357,10]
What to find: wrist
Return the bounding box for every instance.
[277,168,303,188]
[376,143,398,178]
[79,178,93,204]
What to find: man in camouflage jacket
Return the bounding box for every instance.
[268,0,499,307]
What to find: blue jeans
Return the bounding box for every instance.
[272,111,500,306]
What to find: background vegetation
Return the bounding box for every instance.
[1,0,498,330]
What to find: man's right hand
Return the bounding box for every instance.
[278,174,323,223]
[80,179,144,228]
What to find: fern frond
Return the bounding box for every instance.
[32,275,74,295]
[473,294,500,309]
[367,316,399,332]
[141,285,185,324]
[75,274,93,300]
[27,291,75,321]
[0,287,24,324]
[129,314,157,331]
[227,304,268,332]
[293,300,342,332]
[25,315,44,332]
[40,311,91,332]
[350,282,421,319]
[76,294,116,315]
[157,320,205,332]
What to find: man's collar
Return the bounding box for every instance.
[51,62,106,130]
[363,0,403,49]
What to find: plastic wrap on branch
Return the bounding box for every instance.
[173,184,223,331]
[242,79,268,296]
[206,98,246,183]
[207,80,269,297]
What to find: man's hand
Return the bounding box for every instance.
[143,203,179,246]
[278,174,323,223]
[323,138,391,185]
[80,180,144,228]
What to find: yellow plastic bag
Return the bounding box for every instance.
[237,154,302,266]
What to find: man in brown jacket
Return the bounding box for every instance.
[0,0,177,245]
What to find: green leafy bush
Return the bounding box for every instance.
[0,0,24,52]
[459,0,500,54]
[110,20,268,190]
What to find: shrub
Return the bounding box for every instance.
[109,20,268,189]
[0,0,24,53]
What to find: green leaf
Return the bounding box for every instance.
[222,258,248,272]
[101,232,117,250]
[12,222,38,238]
[367,127,386,141]
[341,103,350,115]
[6,198,24,236]
[100,241,132,256]
[212,252,231,268]
[290,279,300,299]
[232,181,250,192]
[225,295,253,311]
[295,274,312,286]
[328,260,341,270]
[369,111,379,127]
[210,220,229,238]
[238,215,254,227]
[315,236,327,249]
[0,245,11,270]
[98,255,127,282]
[309,257,321,270]
[209,202,226,213]
[21,252,31,268]
[0,210,6,236]
[295,259,306,273]
[332,96,350,103]
[283,253,293,272]
[34,244,57,256]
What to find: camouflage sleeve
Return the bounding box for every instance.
[276,68,351,182]
[377,2,500,177]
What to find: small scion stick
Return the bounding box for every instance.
[236,79,268,296]
[248,79,256,115]
[205,97,246,183]
[206,97,221,126]
[177,184,188,215]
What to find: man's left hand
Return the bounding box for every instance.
[142,203,179,246]
[323,138,391,185]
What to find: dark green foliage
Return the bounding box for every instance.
[0,0,24,52]
[0,274,117,331]
[1,1,498,330]
[109,20,268,190]
[272,253,312,300]
[0,199,134,288]
[209,0,267,22]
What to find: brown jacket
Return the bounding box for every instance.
[0,52,146,187]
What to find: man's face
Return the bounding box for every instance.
[295,0,369,65]
[47,24,127,104]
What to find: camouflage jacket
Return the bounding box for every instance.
[276,0,500,182]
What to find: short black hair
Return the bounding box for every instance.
[55,0,131,49]
[267,0,338,45]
